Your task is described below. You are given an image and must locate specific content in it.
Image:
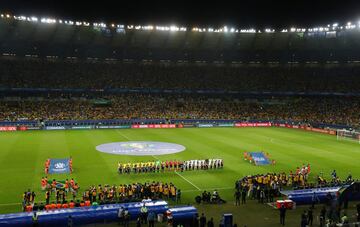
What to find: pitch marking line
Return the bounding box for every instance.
[116,130,132,141]
[174,171,201,191]
[182,186,233,193]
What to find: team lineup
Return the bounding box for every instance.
[117,159,224,174]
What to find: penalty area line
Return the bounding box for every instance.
[174,171,201,191]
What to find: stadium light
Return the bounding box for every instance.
[240,29,256,33]
[94,22,106,28]
[169,25,179,31]
[5,11,360,34]
[40,18,56,24]
[141,25,153,30]
[265,28,274,33]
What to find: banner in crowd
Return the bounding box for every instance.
[274,123,336,135]
[97,125,131,129]
[71,126,94,130]
[45,126,66,130]
[27,126,41,130]
[48,159,71,174]
[18,126,28,131]
[218,123,234,127]
[235,122,272,127]
[305,127,336,135]
[0,126,17,131]
[178,124,195,128]
[131,124,176,129]
[198,124,214,128]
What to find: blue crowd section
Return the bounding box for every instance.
[280,186,347,205]
[0,200,170,227]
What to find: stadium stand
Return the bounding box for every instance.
[0,95,359,127]
[2,12,360,227]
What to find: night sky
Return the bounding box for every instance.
[1,0,360,28]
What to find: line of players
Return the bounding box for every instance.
[118,159,223,174]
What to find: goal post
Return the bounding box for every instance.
[337,129,360,144]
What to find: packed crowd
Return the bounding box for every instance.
[81,182,180,203]
[24,181,180,212]
[118,159,223,174]
[234,165,311,204]
[0,94,359,127]
[2,59,360,92]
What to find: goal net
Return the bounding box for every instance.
[337,129,360,143]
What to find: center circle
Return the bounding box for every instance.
[96,141,186,156]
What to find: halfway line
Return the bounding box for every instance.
[115,129,201,191]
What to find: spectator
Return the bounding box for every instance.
[199,213,206,227]
[207,218,214,227]
[147,211,156,227]
[140,204,148,224]
[279,204,286,226]
[118,206,125,225]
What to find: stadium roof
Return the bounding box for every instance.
[1,0,360,28]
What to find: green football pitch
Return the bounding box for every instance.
[0,127,359,226]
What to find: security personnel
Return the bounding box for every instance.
[32,212,39,227]
[140,204,148,224]
[234,190,241,206]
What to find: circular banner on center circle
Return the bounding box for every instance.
[96,141,186,156]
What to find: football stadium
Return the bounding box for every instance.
[1,1,360,227]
